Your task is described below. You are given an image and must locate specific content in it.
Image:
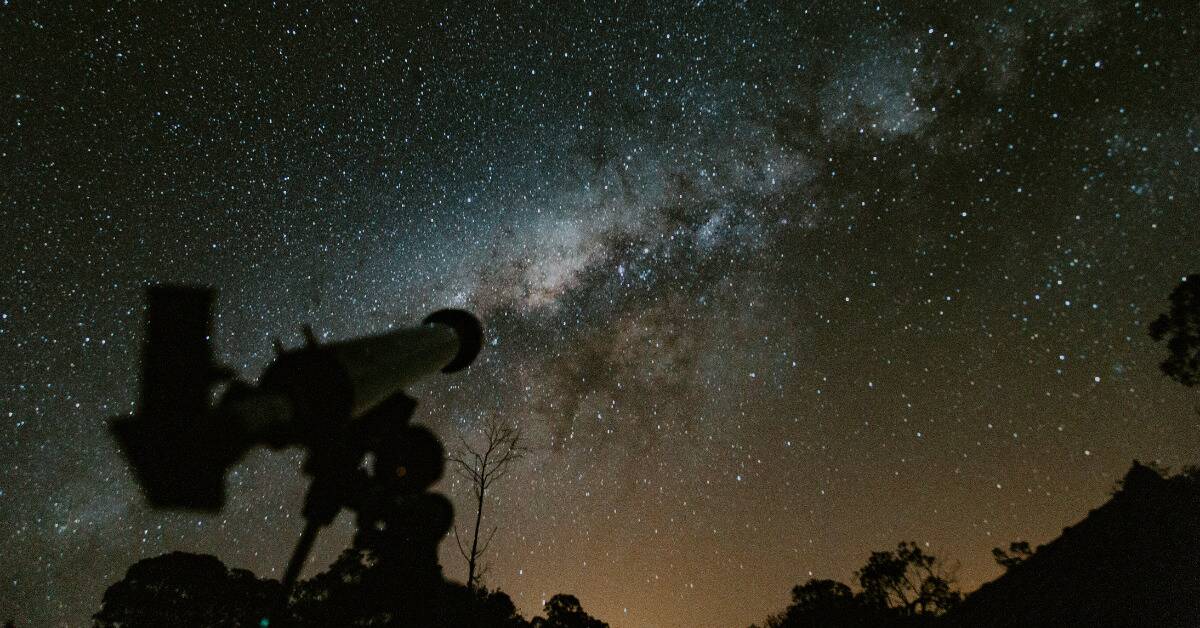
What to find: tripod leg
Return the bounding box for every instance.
[282,518,321,590]
[261,517,322,626]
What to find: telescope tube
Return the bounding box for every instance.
[254,309,483,443]
[332,309,482,417]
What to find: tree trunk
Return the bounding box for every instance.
[467,485,485,588]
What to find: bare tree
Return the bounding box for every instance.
[447,418,527,590]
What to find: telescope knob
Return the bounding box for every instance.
[373,425,445,494]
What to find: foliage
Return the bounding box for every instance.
[1149,275,1200,387]
[93,552,280,628]
[287,547,532,627]
[530,594,609,628]
[96,550,613,628]
[287,548,376,626]
[757,579,882,628]
[856,541,961,616]
[753,542,961,628]
[991,541,1035,571]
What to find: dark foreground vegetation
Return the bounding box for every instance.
[68,462,1200,627]
[745,275,1200,628]
[91,546,608,627]
[752,462,1200,628]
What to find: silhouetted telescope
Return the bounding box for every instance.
[110,285,483,511]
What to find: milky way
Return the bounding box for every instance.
[2,3,1199,626]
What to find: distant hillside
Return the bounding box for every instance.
[946,462,1200,628]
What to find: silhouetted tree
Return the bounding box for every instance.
[530,594,609,628]
[755,579,881,628]
[753,542,960,628]
[1149,274,1200,387]
[93,552,280,628]
[789,579,856,612]
[991,541,1035,571]
[471,587,532,628]
[448,418,527,589]
[856,541,961,616]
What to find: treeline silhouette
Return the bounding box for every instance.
[85,459,1200,628]
[749,541,961,628]
[86,460,1200,628]
[92,547,608,627]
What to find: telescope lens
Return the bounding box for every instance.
[422,309,484,373]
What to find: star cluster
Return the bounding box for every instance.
[2,2,1198,626]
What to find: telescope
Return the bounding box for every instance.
[108,286,487,627]
[110,285,482,512]
[110,285,484,614]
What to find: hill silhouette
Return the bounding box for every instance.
[945,462,1200,628]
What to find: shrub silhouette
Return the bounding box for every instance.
[991,541,1035,571]
[1150,274,1200,387]
[530,594,609,628]
[95,549,618,627]
[93,552,280,627]
[285,547,533,627]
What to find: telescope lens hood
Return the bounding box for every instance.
[422,309,484,373]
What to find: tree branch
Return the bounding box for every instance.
[452,524,470,561]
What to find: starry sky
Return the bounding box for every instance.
[2,2,1199,626]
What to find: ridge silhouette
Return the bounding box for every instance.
[945,462,1200,628]
[752,462,1200,628]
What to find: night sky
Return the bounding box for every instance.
[3,2,1199,626]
